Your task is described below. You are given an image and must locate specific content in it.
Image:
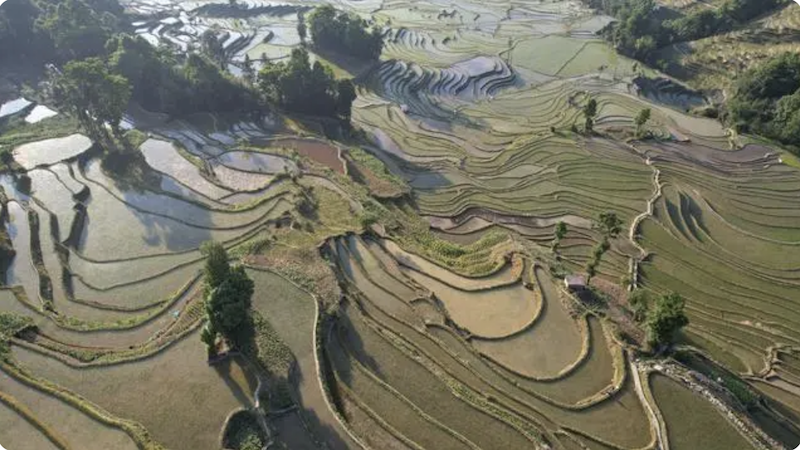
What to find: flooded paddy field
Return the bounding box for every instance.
[0,0,797,448]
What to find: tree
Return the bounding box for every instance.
[242,54,254,83]
[206,265,254,346]
[200,29,225,68]
[201,240,230,294]
[583,98,598,133]
[596,211,623,239]
[646,292,689,348]
[257,47,356,121]
[635,108,651,137]
[51,57,131,145]
[307,5,383,60]
[628,289,650,322]
[554,221,568,241]
[552,221,567,252]
[36,0,122,60]
[201,242,255,348]
[585,212,622,283]
[297,11,307,44]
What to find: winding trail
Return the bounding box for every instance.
[626,150,663,289]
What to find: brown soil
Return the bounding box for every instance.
[272,138,345,174]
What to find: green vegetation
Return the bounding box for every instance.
[651,373,757,450]
[307,5,383,60]
[583,98,598,133]
[586,211,622,282]
[201,241,255,350]
[635,108,651,137]
[552,221,567,253]
[107,34,260,117]
[258,47,357,122]
[628,288,650,321]
[222,411,265,450]
[50,56,131,145]
[0,0,125,64]
[674,351,760,410]
[0,312,34,357]
[646,292,689,348]
[586,0,787,61]
[727,52,800,152]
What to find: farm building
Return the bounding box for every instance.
[564,275,587,292]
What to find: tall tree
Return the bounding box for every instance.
[646,292,689,348]
[36,0,121,60]
[583,98,598,133]
[201,241,255,348]
[596,211,623,239]
[586,211,622,283]
[635,108,651,137]
[552,221,567,252]
[51,57,131,145]
[307,4,383,60]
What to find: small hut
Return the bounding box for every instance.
[564,275,587,292]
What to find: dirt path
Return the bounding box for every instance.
[626,150,663,289]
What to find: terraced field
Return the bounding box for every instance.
[1,0,799,449]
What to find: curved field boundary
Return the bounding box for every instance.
[0,359,167,450]
[635,365,668,450]
[9,294,204,368]
[332,239,626,409]
[78,167,289,232]
[62,196,290,266]
[472,266,591,382]
[343,297,549,446]
[380,237,518,287]
[332,376,425,450]
[331,322,485,450]
[0,390,71,450]
[456,277,544,342]
[643,361,782,450]
[348,273,648,445]
[243,264,368,450]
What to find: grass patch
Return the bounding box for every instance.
[346,147,408,198]
[222,410,266,450]
[0,114,81,159]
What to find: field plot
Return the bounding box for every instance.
[11,332,255,450]
[1,0,797,447]
[650,373,756,450]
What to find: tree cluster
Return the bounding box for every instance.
[0,0,126,64]
[586,211,623,283]
[627,289,689,348]
[258,47,357,122]
[200,241,255,353]
[727,52,800,151]
[645,292,688,348]
[584,0,787,62]
[50,57,131,146]
[307,5,383,60]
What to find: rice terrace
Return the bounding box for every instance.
[1,0,800,448]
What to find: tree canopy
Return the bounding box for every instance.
[106,34,259,117]
[727,52,800,150]
[584,0,786,62]
[635,108,651,136]
[50,56,131,143]
[258,47,357,121]
[646,292,689,347]
[595,211,623,239]
[583,98,598,133]
[201,242,255,348]
[307,5,383,60]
